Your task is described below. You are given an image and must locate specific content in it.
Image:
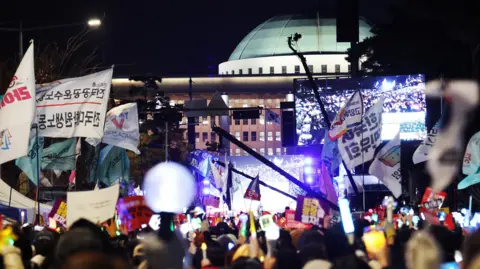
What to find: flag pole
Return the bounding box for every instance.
[35,124,40,224]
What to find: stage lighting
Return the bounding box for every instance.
[304,166,313,174]
[203,188,210,195]
[203,179,210,185]
[306,176,313,184]
[304,157,313,165]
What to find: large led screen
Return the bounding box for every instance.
[295,74,426,146]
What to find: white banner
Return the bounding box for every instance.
[67,184,120,226]
[369,132,402,198]
[0,43,35,164]
[339,97,384,169]
[328,91,364,141]
[463,131,480,175]
[86,103,140,154]
[35,68,113,138]
[412,120,440,164]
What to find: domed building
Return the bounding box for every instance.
[113,14,373,155]
[219,14,373,75]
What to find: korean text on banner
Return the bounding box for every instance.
[86,103,140,154]
[0,43,35,164]
[413,120,440,164]
[338,97,384,169]
[420,187,447,211]
[328,91,364,141]
[67,184,120,226]
[35,68,113,138]
[294,196,330,228]
[48,198,67,227]
[117,196,153,232]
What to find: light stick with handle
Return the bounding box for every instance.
[339,198,355,245]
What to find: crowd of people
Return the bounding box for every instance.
[2,207,480,269]
[295,75,426,145]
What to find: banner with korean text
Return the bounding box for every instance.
[294,196,330,228]
[117,196,153,232]
[35,68,113,138]
[48,198,67,227]
[338,97,384,169]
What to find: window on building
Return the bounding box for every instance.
[235,119,240,125]
[252,148,257,152]
[232,70,235,75]
[211,132,216,142]
[260,115,265,125]
[348,64,352,73]
[243,119,248,125]
[276,132,281,141]
[268,132,273,141]
[260,132,265,141]
[202,132,208,142]
[282,66,287,74]
[276,99,281,108]
[308,65,314,73]
[235,132,241,141]
[259,67,263,74]
[267,99,273,108]
[239,69,243,75]
[294,65,300,74]
[284,147,287,154]
[235,149,241,156]
[210,116,216,126]
[251,131,257,141]
[335,64,341,73]
[230,148,232,155]
[248,68,252,75]
[243,131,249,142]
[260,148,265,154]
[195,132,200,143]
[270,66,274,74]
[251,119,257,125]
[321,65,327,73]
[244,151,249,156]
[276,148,282,155]
[268,148,273,155]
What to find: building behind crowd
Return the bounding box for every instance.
[113,14,373,154]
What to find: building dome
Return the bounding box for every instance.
[228,14,373,61]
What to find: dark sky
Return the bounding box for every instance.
[0,0,399,77]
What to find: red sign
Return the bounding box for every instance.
[285,210,311,229]
[117,196,153,232]
[420,187,447,211]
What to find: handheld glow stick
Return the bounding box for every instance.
[338,198,355,245]
[386,197,394,224]
[201,243,207,260]
[48,218,57,230]
[20,211,24,226]
[239,214,248,237]
[249,211,256,237]
[265,224,280,256]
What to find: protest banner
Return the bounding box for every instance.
[285,210,311,229]
[203,195,220,208]
[294,196,330,228]
[67,184,120,226]
[117,196,153,232]
[413,120,440,164]
[35,68,113,138]
[0,43,35,164]
[328,91,364,140]
[420,187,447,211]
[48,198,67,227]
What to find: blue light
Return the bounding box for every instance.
[203,188,210,195]
[304,166,313,174]
[203,179,210,185]
[304,157,313,165]
[306,176,313,184]
[339,198,355,234]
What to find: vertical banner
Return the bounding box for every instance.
[35,68,113,138]
[117,196,153,232]
[294,196,330,227]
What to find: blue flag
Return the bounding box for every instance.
[96,145,130,186]
[15,134,44,186]
[244,175,261,201]
[321,132,341,175]
[42,138,76,171]
[458,166,480,190]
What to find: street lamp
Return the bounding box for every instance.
[0,18,102,58]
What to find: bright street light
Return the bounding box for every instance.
[87,19,102,28]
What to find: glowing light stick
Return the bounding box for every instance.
[249,211,256,237]
[239,214,248,237]
[20,211,24,226]
[338,198,355,245]
[201,243,207,260]
[265,224,280,256]
[363,227,386,255]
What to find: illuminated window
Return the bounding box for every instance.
[284,147,287,154]
[259,99,264,107]
[243,131,249,141]
[202,132,208,142]
[195,132,199,143]
[235,132,241,140]
[251,132,257,141]
[260,115,265,125]
[230,148,232,155]
[335,64,340,73]
[276,148,282,155]
[243,119,248,125]
[282,66,287,74]
[276,99,281,108]
[260,148,265,154]
[268,132,273,141]
[252,148,257,152]
[321,65,327,73]
[235,149,241,156]
[248,68,252,75]
[294,65,300,74]
[268,148,273,155]
[260,132,265,141]
[270,66,274,74]
[259,67,263,74]
[276,132,281,141]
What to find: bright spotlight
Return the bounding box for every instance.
[304,166,313,174]
[203,188,210,195]
[306,176,313,184]
[304,157,313,165]
[87,18,102,27]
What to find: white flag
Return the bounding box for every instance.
[339,97,384,169]
[369,132,402,198]
[35,68,113,138]
[86,103,140,154]
[463,131,480,175]
[0,43,35,164]
[328,91,363,140]
[412,120,440,164]
[426,80,479,192]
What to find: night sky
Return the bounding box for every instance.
[0,0,398,77]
